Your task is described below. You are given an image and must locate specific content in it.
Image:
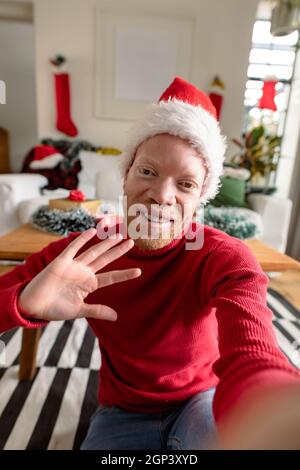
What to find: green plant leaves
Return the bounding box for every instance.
[231,125,282,178]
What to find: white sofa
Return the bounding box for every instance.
[0,174,48,235]
[248,193,292,254]
[0,151,293,253]
[0,151,124,236]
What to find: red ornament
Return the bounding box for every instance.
[208,76,225,121]
[258,80,278,111]
[68,189,86,201]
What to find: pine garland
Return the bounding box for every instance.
[203,205,257,239]
[31,205,259,240]
[31,206,97,236]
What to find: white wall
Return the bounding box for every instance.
[34,0,259,157]
[0,18,37,171]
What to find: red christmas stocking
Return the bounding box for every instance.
[54,73,78,137]
[208,76,225,121]
[259,80,277,111]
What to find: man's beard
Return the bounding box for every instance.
[126,215,177,250]
[124,201,192,251]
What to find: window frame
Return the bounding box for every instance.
[243,19,299,137]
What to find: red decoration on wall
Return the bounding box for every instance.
[258,80,278,111]
[50,55,79,137]
[54,73,78,137]
[208,76,225,120]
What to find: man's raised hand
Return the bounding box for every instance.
[18,228,140,322]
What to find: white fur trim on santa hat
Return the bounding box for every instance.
[29,152,64,170]
[120,99,227,205]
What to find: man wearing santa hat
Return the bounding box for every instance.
[0,77,299,450]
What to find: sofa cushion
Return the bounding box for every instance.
[210,176,248,208]
[0,174,48,234]
[95,169,123,201]
[18,189,70,224]
[201,205,263,240]
[78,151,123,199]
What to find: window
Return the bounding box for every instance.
[243,20,299,135]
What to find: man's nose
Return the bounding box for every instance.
[148,179,176,205]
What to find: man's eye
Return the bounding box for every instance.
[179,181,195,190]
[139,168,155,176]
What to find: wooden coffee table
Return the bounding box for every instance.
[0,223,300,381]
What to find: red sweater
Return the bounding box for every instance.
[0,223,299,422]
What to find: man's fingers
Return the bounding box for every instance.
[75,233,124,265]
[62,228,97,259]
[96,216,125,240]
[97,215,122,229]
[96,268,141,289]
[80,303,118,322]
[89,238,135,273]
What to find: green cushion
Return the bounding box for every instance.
[210,176,248,208]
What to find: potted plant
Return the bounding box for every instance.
[270,0,300,36]
[230,125,282,193]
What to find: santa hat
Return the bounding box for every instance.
[120,76,227,205]
[29,145,64,170]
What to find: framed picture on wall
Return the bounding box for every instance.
[94,1,195,121]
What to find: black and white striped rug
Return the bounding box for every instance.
[0,288,299,450]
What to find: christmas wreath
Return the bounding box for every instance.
[203,205,258,239]
[31,204,260,239]
[31,206,97,236]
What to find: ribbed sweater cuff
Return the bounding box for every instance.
[12,281,48,329]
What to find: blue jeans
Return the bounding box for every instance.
[80,388,217,450]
